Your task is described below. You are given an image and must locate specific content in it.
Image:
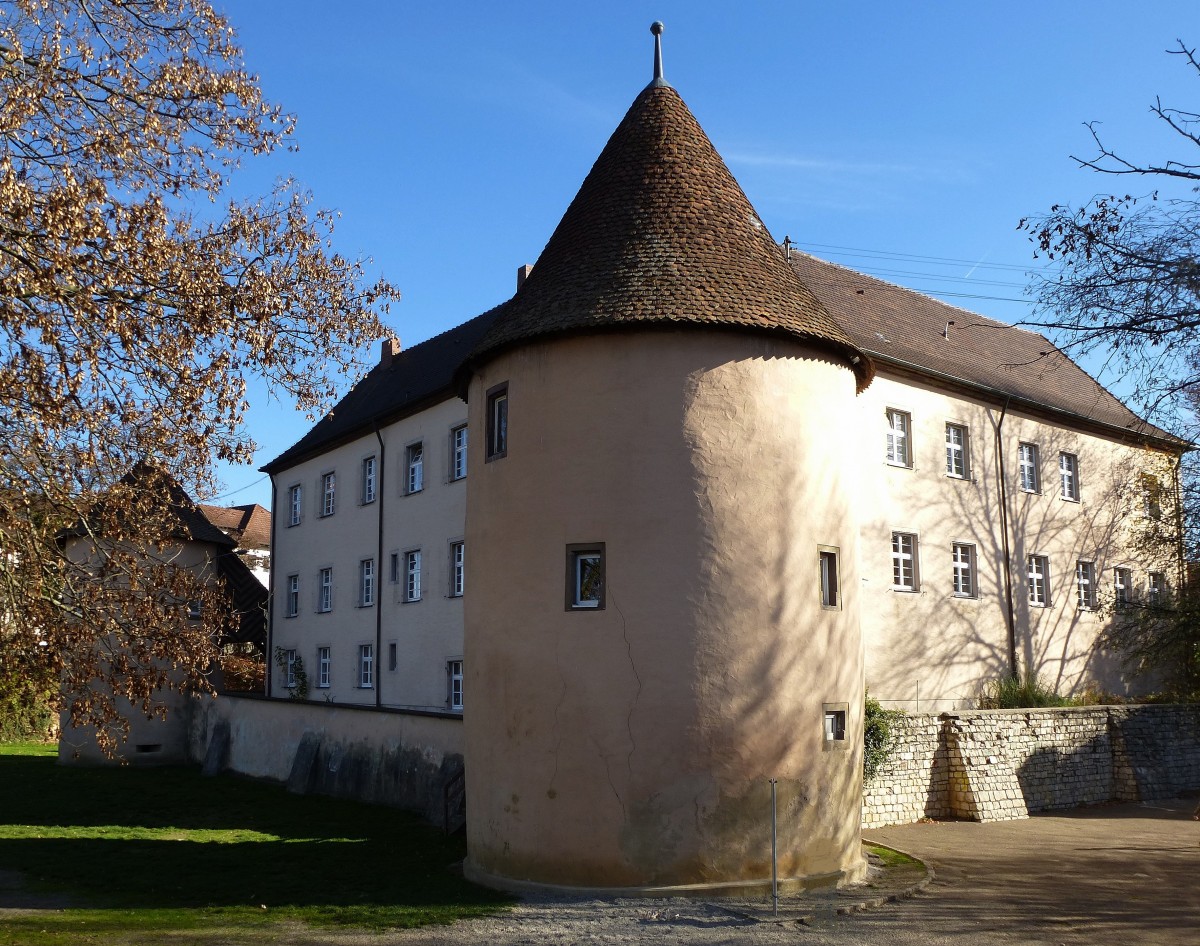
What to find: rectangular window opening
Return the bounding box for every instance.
[952,542,976,597]
[886,409,911,468]
[361,456,377,504]
[819,548,839,609]
[891,532,919,591]
[318,567,333,613]
[451,425,468,480]
[448,659,464,710]
[1114,567,1132,609]
[317,646,331,688]
[388,642,397,672]
[566,543,605,610]
[1059,453,1080,502]
[945,423,969,478]
[321,472,336,517]
[1018,442,1040,493]
[405,550,422,602]
[406,442,424,494]
[358,644,374,689]
[288,484,303,526]
[486,383,508,460]
[360,558,375,607]
[450,541,465,597]
[1076,560,1096,610]
[1027,554,1049,608]
[285,574,299,618]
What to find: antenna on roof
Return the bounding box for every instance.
[942,320,956,339]
[650,21,666,86]
[783,235,794,261]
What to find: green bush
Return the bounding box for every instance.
[864,693,902,782]
[978,671,1073,709]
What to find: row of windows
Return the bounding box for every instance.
[286,426,468,527]
[885,409,1085,501]
[280,646,464,709]
[890,531,1167,609]
[284,542,465,616]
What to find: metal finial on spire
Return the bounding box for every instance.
[650,21,666,86]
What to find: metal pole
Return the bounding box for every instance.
[769,778,778,916]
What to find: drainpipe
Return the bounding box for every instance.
[1171,452,1186,592]
[993,397,1019,679]
[374,424,386,710]
[265,475,278,696]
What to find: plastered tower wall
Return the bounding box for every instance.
[464,330,865,891]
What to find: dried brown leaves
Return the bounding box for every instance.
[0,1,397,753]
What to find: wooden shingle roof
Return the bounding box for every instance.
[461,81,871,390]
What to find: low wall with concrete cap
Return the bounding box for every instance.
[189,693,465,828]
[863,705,1200,827]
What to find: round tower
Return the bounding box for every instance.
[460,26,872,894]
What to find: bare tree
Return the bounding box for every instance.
[0,0,397,752]
[1021,40,1200,430]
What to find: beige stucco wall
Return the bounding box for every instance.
[464,330,866,891]
[269,396,468,711]
[857,369,1179,712]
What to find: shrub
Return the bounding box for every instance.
[978,671,1072,709]
[864,693,902,782]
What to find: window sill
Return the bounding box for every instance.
[286,520,302,528]
[404,489,424,497]
[885,461,912,470]
[951,593,978,600]
[402,598,422,605]
[891,587,920,594]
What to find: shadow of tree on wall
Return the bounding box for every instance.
[863,395,1168,711]
[1014,733,1115,813]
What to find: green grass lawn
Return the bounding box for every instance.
[0,741,511,944]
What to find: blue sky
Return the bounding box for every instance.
[209,1,1198,508]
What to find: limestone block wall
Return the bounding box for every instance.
[862,705,1200,828]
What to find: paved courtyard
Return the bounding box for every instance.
[381,796,1198,946]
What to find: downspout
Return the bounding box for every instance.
[373,423,386,710]
[1172,452,1186,592]
[265,475,278,696]
[993,397,1019,678]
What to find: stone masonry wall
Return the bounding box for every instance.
[862,705,1200,828]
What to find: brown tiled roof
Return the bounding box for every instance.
[261,311,498,474]
[199,503,272,550]
[462,82,871,390]
[789,253,1180,446]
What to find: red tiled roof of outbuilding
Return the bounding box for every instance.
[463,81,871,390]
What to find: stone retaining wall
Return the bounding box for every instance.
[862,705,1200,828]
[190,694,465,828]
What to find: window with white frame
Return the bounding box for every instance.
[823,707,847,743]
[405,550,422,602]
[891,532,919,591]
[448,659,464,710]
[1018,442,1040,493]
[886,409,911,467]
[1114,567,1132,608]
[952,542,976,597]
[945,423,969,478]
[1059,453,1080,502]
[361,455,377,504]
[1027,555,1050,607]
[406,442,424,494]
[288,484,302,526]
[358,644,374,688]
[567,544,605,609]
[1149,571,1167,603]
[819,548,839,609]
[285,574,299,617]
[450,541,464,597]
[318,567,333,612]
[316,646,331,688]
[283,648,297,689]
[486,383,508,460]
[1076,560,1096,610]
[451,425,468,480]
[320,471,336,516]
[359,558,375,607]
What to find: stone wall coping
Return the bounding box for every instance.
[216,690,465,722]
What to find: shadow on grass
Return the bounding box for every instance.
[0,750,510,928]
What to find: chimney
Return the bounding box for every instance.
[380,336,401,367]
[516,264,534,291]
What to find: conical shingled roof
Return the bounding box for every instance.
[463,82,872,390]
